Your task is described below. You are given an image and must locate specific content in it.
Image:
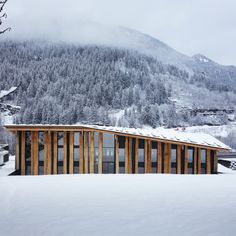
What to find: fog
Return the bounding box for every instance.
[2,0,236,65]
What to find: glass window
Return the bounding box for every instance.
[58,132,64,174]
[38,132,44,175]
[103,133,115,174]
[151,142,157,173]
[118,136,125,173]
[74,132,79,174]
[201,149,206,174]
[138,139,144,174]
[188,148,194,174]
[25,132,31,175]
[171,145,177,174]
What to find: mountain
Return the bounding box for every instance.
[0,23,236,128]
[46,21,236,92]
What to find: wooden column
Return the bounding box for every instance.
[98,132,103,174]
[198,148,202,174]
[149,141,153,173]
[128,137,132,174]
[184,146,188,174]
[79,132,84,174]
[125,136,129,174]
[53,131,58,175]
[115,135,119,174]
[44,132,48,175]
[84,132,89,174]
[144,140,148,173]
[157,142,162,173]
[44,131,53,175]
[168,143,172,174]
[90,132,95,174]
[164,143,168,173]
[206,149,211,174]
[21,131,26,175]
[213,150,218,174]
[63,131,68,174]
[193,147,197,174]
[135,138,139,174]
[176,145,182,174]
[15,131,20,171]
[31,131,39,175]
[69,131,74,174]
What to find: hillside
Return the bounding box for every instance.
[0,39,236,128]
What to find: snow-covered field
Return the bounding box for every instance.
[0,172,236,236]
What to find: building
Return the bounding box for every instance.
[5,124,230,175]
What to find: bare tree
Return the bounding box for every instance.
[0,0,10,34]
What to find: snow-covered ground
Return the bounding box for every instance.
[182,123,236,138]
[0,155,15,176]
[0,171,236,236]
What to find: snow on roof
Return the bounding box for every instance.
[0,87,18,99]
[81,124,230,150]
[5,124,230,150]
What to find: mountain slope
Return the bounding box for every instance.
[0,41,235,128]
[54,21,236,92]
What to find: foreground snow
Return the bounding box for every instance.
[0,174,236,236]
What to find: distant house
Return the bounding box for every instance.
[5,124,230,175]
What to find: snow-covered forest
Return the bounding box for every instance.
[0,41,236,128]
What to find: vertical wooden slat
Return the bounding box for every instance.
[84,132,89,174]
[213,150,218,174]
[206,149,211,174]
[157,142,162,173]
[53,131,58,175]
[125,136,129,174]
[31,131,38,175]
[98,132,103,174]
[48,132,52,175]
[63,131,68,174]
[44,131,48,175]
[128,137,132,174]
[44,131,53,175]
[164,143,168,173]
[144,140,148,173]
[79,132,84,174]
[177,145,181,174]
[31,132,35,175]
[90,132,94,174]
[148,141,152,173]
[193,147,197,174]
[69,131,74,174]
[184,146,188,174]
[15,131,20,170]
[198,148,202,174]
[168,143,172,174]
[115,135,119,174]
[135,138,139,174]
[21,131,26,175]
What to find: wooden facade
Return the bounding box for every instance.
[5,125,229,176]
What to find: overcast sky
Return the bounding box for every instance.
[3,0,236,65]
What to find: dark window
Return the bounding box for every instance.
[102,133,115,174]
[188,148,194,174]
[138,139,145,174]
[118,136,125,173]
[171,145,177,174]
[58,132,64,174]
[151,142,157,173]
[201,149,206,174]
[25,132,31,175]
[38,132,44,175]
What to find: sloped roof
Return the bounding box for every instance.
[4,124,230,151]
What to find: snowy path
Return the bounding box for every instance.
[0,174,236,236]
